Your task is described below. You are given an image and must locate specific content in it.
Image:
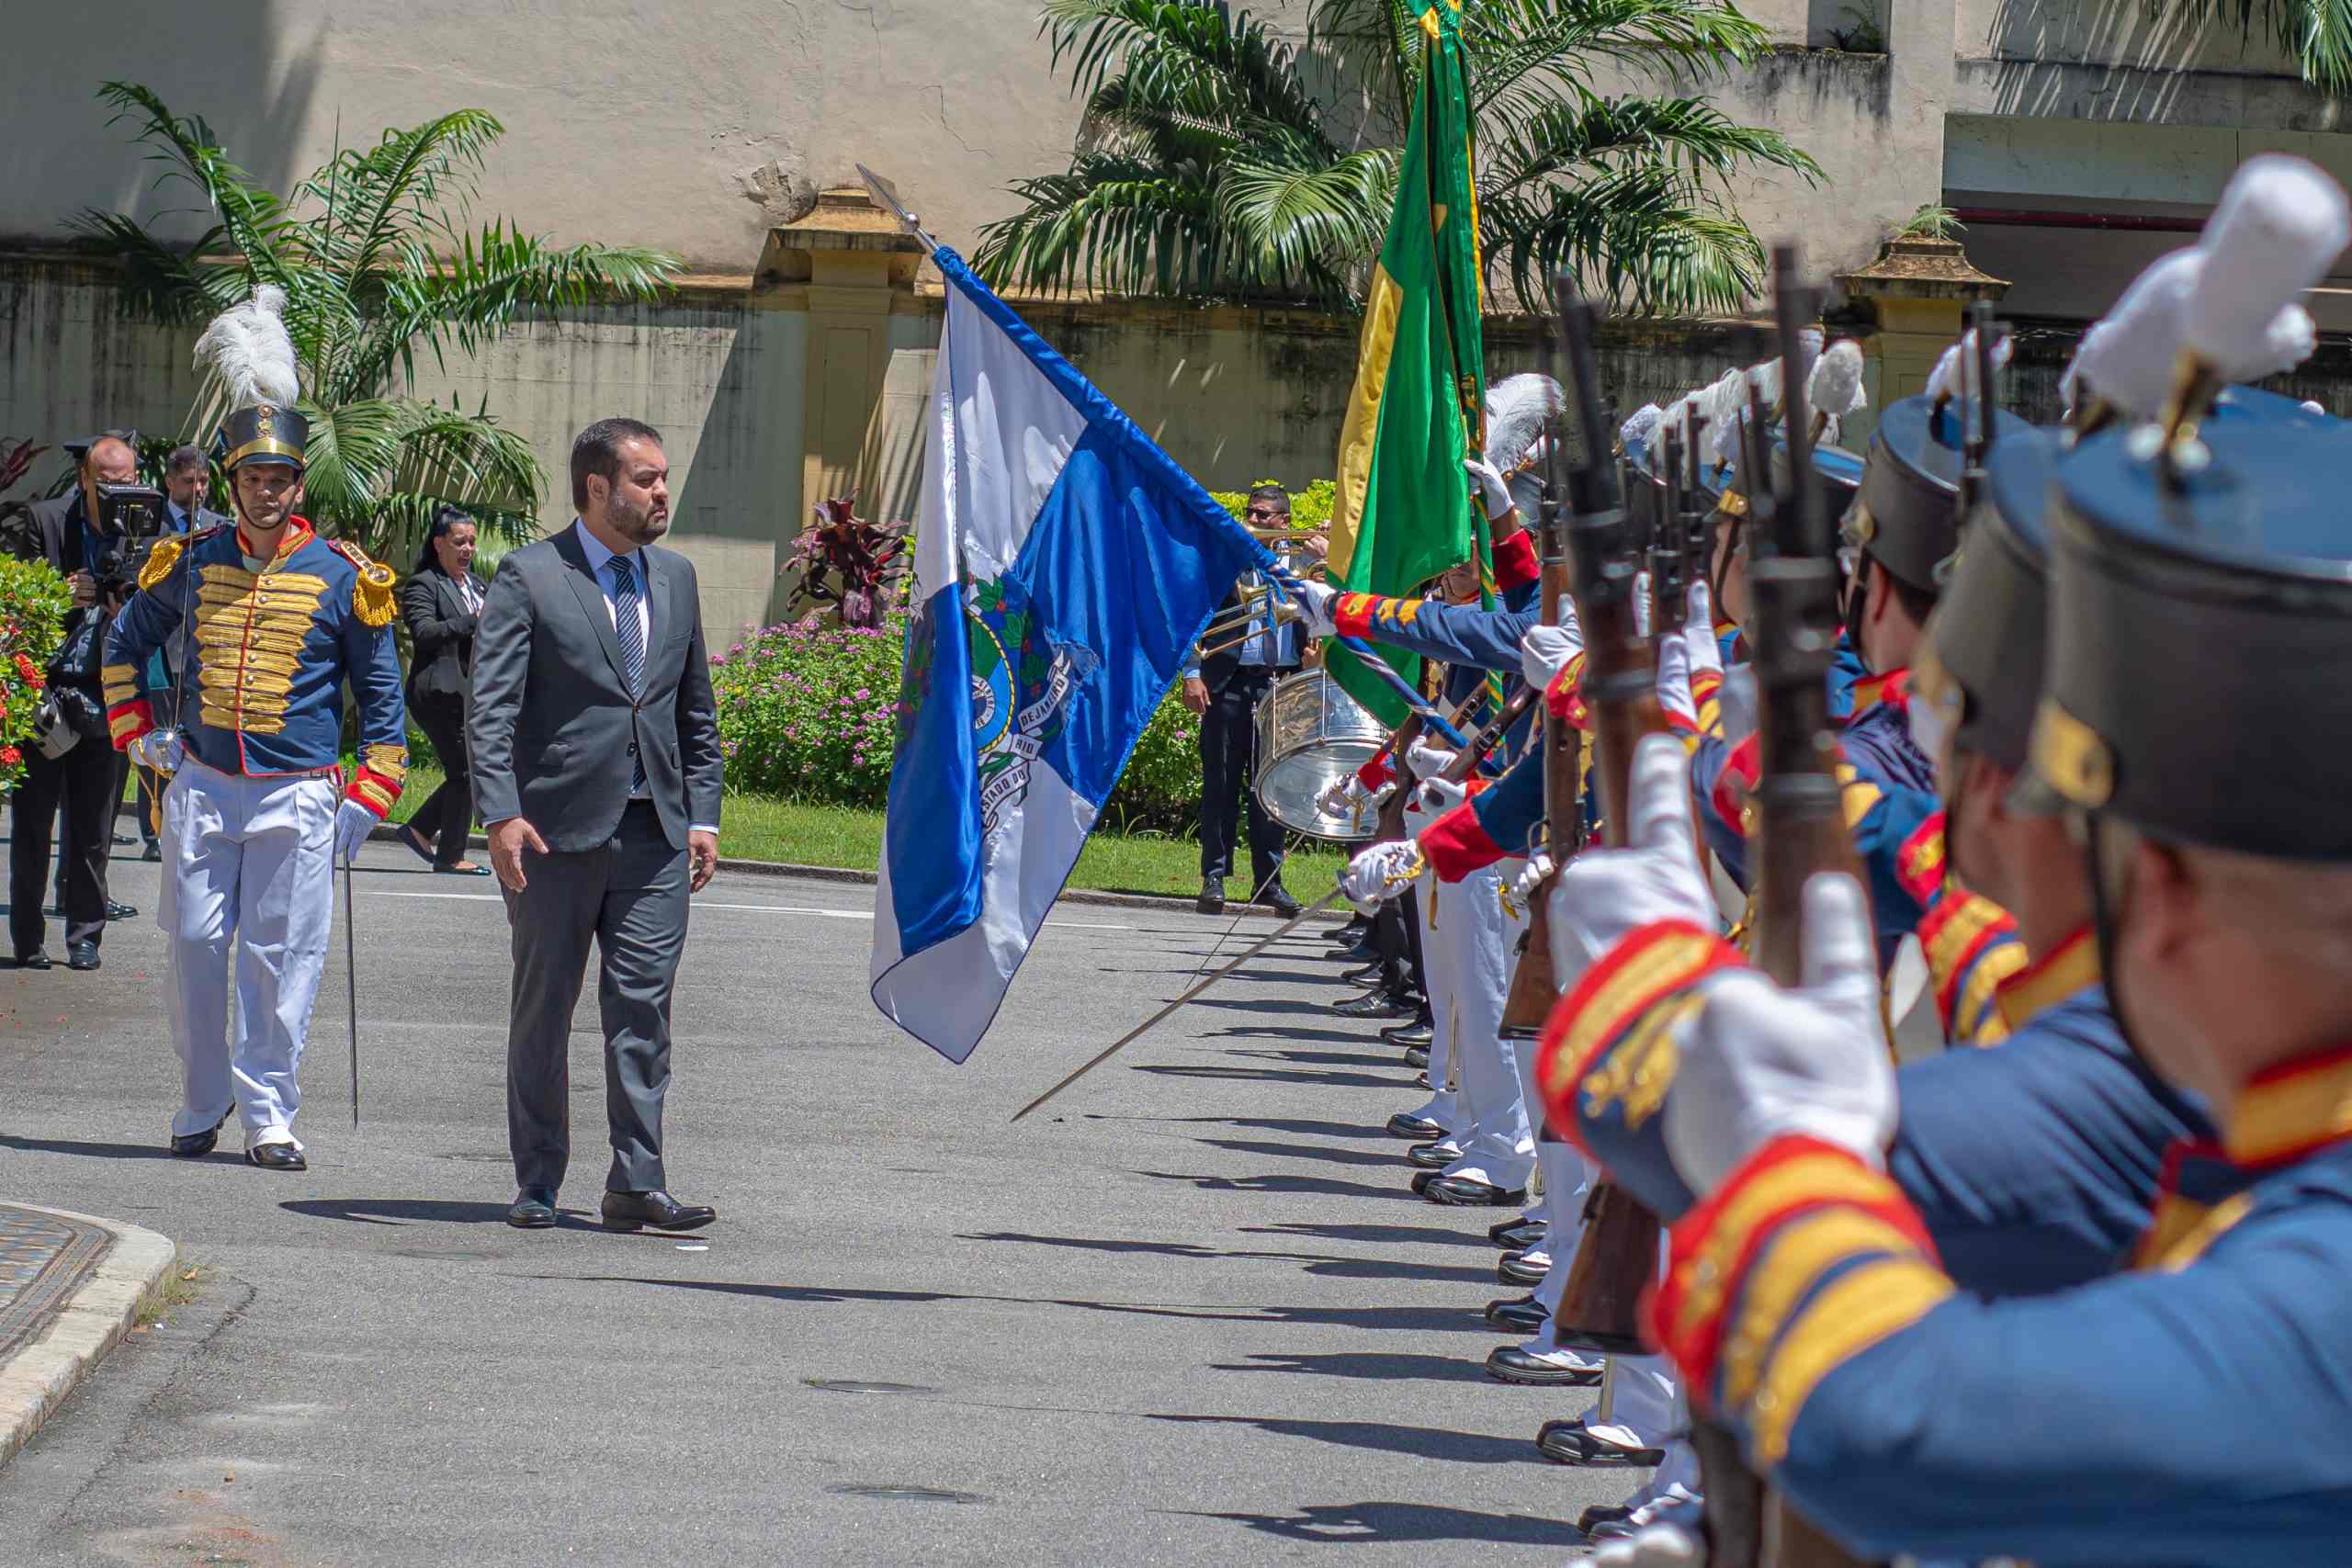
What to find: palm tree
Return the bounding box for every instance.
[75,82,683,561]
[975,0,1820,316]
[2168,0,2352,94]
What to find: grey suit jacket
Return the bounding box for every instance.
[467,525,724,853]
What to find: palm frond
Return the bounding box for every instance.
[1215,142,1397,288]
[1479,95,1819,197]
[298,109,507,295]
[66,209,246,324]
[975,160,1238,300]
[1042,0,1333,134]
[94,81,291,279]
[1485,163,1768,317]
[2155,0,2352,94]
[301,396,545,558]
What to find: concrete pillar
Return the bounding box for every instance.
[1835,238,2007,444]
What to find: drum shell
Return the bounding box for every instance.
[1250,671,1386,841]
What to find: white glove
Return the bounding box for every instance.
[1416,775,1468,814]
[1590,1524,1704,1568]
[1665,872,1897,1193]
[1684,581,1724,681]
[1519,622,1584,694]
[1291,578,1338,638]
[333,801,379,865]
[1464,456,1514,521]
[1545,733,1717,987]
[1632,570,1652,637]
[130,728,185,774]
[1315,776,1363,818]
[1403,739,1456,781]
[1655,632,1698,729]
[1510,850,1555,904]
[1340,840,1425,908]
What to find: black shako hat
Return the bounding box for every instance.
[1769,437,1865,520]
[1915,426,2060,773]
[216,402,309,473]
[2032,410,2352,859]
[1853,393,2034,593]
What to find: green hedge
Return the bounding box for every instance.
[0,555,73,796]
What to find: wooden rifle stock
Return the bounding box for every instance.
[1498,425,1582,1040]
[1543,291,1669,1357]
[1693,248,1877,1568]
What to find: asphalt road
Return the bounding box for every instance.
[0,836,1641,1566]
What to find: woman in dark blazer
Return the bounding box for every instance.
[396,505,491,874]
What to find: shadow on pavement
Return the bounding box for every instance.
[1132,1168,1424,1202]
[1176,1500,1582,1546]
[1193,1136,1408,1168]
[1131,1066,1406,1091]
[1147,1412,1544,1465]
[1238,1221,1493,1250]
[960,1232,1498,1285]
[1080,1114,1374,1141]
[0,1134,233,1163]
[1210,1350,1495,1383]
[283,1198,542,1227]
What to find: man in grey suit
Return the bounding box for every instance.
[468,417,725,1233]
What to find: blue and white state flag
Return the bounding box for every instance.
[870,248,1270,1061]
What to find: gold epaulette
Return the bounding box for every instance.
[328,538,398,627]
[136,535,187,593]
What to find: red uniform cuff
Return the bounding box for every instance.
[1356,753,1396,792]
[345,769,402,819]
[1536,919,1744,1154]
[1544,654,1589,731]
[107,700,155,750]
[1491,531,1539,593]
[1420,797,1505,882]
[1333,592,1381,640]
[1711,733,1760,833]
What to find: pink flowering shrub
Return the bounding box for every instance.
[710,602,1205,829]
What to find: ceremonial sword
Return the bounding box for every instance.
[1010,884,1349,1123]
[344,849,360,1126]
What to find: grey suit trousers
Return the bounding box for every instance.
[503,801,688,1193]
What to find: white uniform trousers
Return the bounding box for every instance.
[1435,862,1533,1190]
[161,756,339,1147]
[1400,800,1455,1132]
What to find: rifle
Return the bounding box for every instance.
[1537,289,1670,1360]
[1495,420,1583,1043]
[1690,244,1878,1568]
[1654,426,1689,640]
[1678,403,1713,626]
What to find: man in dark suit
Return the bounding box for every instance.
[1180,485,1303,917]
[468,417,725,1234]
[11,432,139,969]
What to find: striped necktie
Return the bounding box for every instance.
[609,555,648,793]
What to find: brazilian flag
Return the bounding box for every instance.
[1322,0,1489,726]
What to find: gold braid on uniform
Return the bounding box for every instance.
[328,538,398,627]
[136,535,187,593]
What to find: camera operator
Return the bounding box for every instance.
[10,432,153,970]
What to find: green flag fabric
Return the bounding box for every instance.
[1322,0,1488,726]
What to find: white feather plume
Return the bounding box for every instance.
[1484,372,1565,472]
[1807,339,1866,420]
[2186,153,2351,374]
[193,284,300,410]
[1789,327,1823,400]
[1619,403,1663,457]
[2062,249,2200,418]
[2234,301,2318,379]
[1924,329,2013,407]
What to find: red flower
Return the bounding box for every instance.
[0,746,20,766]
[13,651,40,690]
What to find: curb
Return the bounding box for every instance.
[357,821,1346,921]
[0,1207,177,1472]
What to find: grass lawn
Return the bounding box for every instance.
[385,761,1349,901]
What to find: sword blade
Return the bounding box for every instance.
[1010,884,1349,1122]
[344,852,360,1128]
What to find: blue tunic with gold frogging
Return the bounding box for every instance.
[101,518,408,816]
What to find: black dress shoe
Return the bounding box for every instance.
[1485,1294,1549,1333]
[67,942,100,971]
[142,841,164,863]
[1405,1140,1456,1168]
[1486,1345,1604,1387]
[1403,1045,1430,1070]
[1335,935,1379,963]
[508,1187,559,1228]
[112,832,136,847]
[245,1143,307,1171]
[1340,961,1385,987]
[602,1189,717,1233]
[1380,1019,1434,1046]
[1578,1502,1640,1535]
[1333,991,1414,1020]
[169,1115,226,1159]
[1195,876,1226,915]
[1489,1214,1541,1245]
[1535,1418,1665,1468]
[1410,1170,1437,1194]
[1261,886,1301,918]
[105,900,137,921]
[1385,1111,1445,1141]
[1427,1175,1528,1207]
[1498,1249,1551,1287]
[12,949,51,971]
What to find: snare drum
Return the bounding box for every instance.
[1251,669,1386,841]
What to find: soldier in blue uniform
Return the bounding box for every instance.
[102,287,407,1172]
[1537,375,2352,1563]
